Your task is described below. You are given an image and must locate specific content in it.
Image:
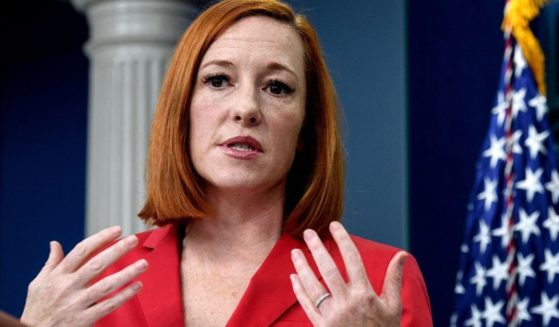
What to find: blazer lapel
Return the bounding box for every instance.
[226,233,325,327]
[136,225,185,327]
[131,227,338,327]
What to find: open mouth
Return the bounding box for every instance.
[221,135,263,153]
[228,143,256,152]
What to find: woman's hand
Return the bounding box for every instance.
[20,226,148,327]
[290,221,407,327]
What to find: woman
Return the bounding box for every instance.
[21,0,432,326]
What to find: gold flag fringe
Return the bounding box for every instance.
[502,0,549,95]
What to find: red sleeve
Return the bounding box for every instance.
[401,255,433,327]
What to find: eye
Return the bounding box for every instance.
[264,80,294,96]
[202,73,230,89]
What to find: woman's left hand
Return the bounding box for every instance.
[290,221,408,327]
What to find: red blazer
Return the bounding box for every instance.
[95,225,432,326]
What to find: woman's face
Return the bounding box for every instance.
[189,16,306,195]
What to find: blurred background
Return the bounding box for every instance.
[1,0,558,325]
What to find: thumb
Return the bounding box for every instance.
[381,251,407,311]
[42,241,64,272]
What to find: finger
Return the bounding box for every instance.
[290,274,322,324]
[329,221,371,289]
[291,249,328,301]
[82,258,148,307]
[303,229,347,297]
[83,281,143,324]
[58,226,122,273]
[40,241,65,273]
[77,235,139,282]
[381,251,407,311]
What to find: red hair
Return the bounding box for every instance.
[138,0,344,238]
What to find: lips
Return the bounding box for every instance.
[219,135,263,159]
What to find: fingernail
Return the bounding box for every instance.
[291,249,302,260]
[125,235,138,246]
[136,259,148,270]
[303,229,315,241]
[400,253,408,267]
[330,221,342,231]
[108,226,122,236]
[132,281,143,291]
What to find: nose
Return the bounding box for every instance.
[231,84,262,126]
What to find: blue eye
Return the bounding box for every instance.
[202,74,230,88]
[265,80,294,96]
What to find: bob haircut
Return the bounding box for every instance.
[139,0,344,238]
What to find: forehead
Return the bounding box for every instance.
[202,15,305,72]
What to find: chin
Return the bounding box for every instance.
[203,175,286,194]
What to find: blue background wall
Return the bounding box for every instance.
[408,1,504,324]
[0,0,89,318]
[0,0,517,325]
[289,0,409,250]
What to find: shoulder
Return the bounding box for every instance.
[343,235,403,289]
[99,225,178,275]
[94,225,184,326]
[350,235,400,265]
[348,235,424,280]
[345,235,433,326]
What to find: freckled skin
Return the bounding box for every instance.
[183,16,308,327]
[189,15,307,196]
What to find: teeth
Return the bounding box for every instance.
[229,143,254,151]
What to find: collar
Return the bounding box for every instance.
[135,224,337,326]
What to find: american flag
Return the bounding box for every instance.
[451,30,559,327]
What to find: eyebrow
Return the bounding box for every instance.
[200,60,234,70]
[200,60,298,79]
[265,62,297,79]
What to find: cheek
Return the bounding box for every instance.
[272,112,305,159]
[189,99,217,159]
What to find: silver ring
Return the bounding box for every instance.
[314,292,331,308]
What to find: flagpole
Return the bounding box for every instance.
[452,1,556,325]
[501,1,520,322]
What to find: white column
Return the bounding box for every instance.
[72,0,197,236]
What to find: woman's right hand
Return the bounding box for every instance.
[20,226,148,327]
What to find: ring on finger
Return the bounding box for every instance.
[315,292,331,309]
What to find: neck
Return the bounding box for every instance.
[184,184,285,262]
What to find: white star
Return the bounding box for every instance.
[514,209,541,243]
[465,304,483,327]
[483,135,506,168]
[478,178,498,211]
[470,262,487,296]
[545,170,559,203]
[492,213,513,249]
[455,270,465,294]
[473,220,491,254]
[511,130,523,154]
[482,297,505,327]
[450,314,458,327]
[531,292,559,326]
[492,92,507,126]
[528,94,548,121]
[516,167,544,202]
[511,88,527,119]
[517,253,536,286]
[514,46,527,77]
[454,283,465,295]
[486,255,509,290]
[516,297,532,324]
[539,249,559,284]
[524,125,549,159]
[544,207,559,241]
